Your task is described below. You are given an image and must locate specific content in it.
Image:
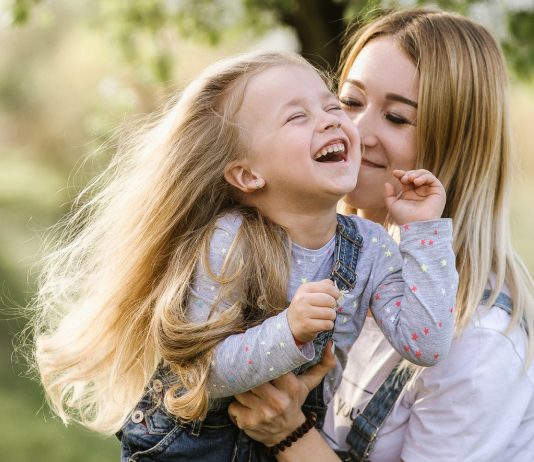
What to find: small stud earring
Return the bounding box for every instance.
[255,179,261,189]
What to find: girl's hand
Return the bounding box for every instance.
[287,280,340,344]
[385,169,446,224]
[228,342,336,446]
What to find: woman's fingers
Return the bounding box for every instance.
[230,386,281,427]
[227,400,242,426]
[229,375,303,438]
[248,378,292,403]
[234,386,267,407]
[249,376,300,418]
[228,342,337,446]
[230,341,336,424]
[298,341,337,393]
[228,397,254,428]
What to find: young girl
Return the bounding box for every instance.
[32,51,457,461]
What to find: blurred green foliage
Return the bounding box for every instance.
[10,0,534,78]
[504,9,534,78]
[1,0,533,460]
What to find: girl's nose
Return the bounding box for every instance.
[319,113,342,131]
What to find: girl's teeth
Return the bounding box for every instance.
[314,143,345,159]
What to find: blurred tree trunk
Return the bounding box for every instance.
[278,0,348,70]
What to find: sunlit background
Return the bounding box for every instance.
[0,0,533,460]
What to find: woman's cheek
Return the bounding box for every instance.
[344,174,385,210]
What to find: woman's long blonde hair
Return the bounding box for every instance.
[340,9,534,360]
[32,51,316,434]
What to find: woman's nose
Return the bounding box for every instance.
[352,112,378,147]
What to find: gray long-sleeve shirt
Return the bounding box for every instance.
[188,214,458,402]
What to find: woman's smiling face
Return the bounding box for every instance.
[339,37,419,218]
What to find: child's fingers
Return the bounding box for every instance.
[300,279,340,299]
[398,169,436,185]
[391,169,406,179]
[294,305,337,324]
[384,182,397,209]
[301,317,335,333]
[411,172,438,186]
[304,293,337,310]
[307,305,337,321]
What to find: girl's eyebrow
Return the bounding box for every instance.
[279,91,338,113]
[340,79,418,109]
[282,91,336,107]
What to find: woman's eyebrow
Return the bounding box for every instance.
[386,93,418,109]
[340,78,364,91]
[340,79,417,108]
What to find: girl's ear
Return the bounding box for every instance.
[224,161,265,193]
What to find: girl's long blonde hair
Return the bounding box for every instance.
[32,51,316,434]
[340,9,534,361]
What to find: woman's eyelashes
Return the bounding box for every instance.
[339,97,415,126]
[384,112,415,126]
[339,97,362,111]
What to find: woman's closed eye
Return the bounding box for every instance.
[339,97,363,111]
[384,112,416,126]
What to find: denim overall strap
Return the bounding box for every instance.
[337,362,415,462]
[293,214,363,375]
[330,214,364,292]
[480,289,513,315]
[337,291,513,462]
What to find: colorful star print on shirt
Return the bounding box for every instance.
[188,214,458,402]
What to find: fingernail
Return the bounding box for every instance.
[331,342,336,354]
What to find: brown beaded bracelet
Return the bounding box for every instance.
[264,411,318,456]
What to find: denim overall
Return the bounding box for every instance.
[334,290,514,462]
[117,214,363,462]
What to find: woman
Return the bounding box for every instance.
[228,9,534,461]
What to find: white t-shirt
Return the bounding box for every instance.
[322,296,534,462]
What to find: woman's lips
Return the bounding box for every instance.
[361,158,385,169]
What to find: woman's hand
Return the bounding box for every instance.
[228,341,336,446]
[385,169,446,224]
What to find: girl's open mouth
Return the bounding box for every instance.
[313,141,347,163]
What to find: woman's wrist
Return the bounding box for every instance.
[275,427,341,462]
[264,411,316,455]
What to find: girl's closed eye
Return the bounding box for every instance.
[325,103,342,112]
[286,112,307,123]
